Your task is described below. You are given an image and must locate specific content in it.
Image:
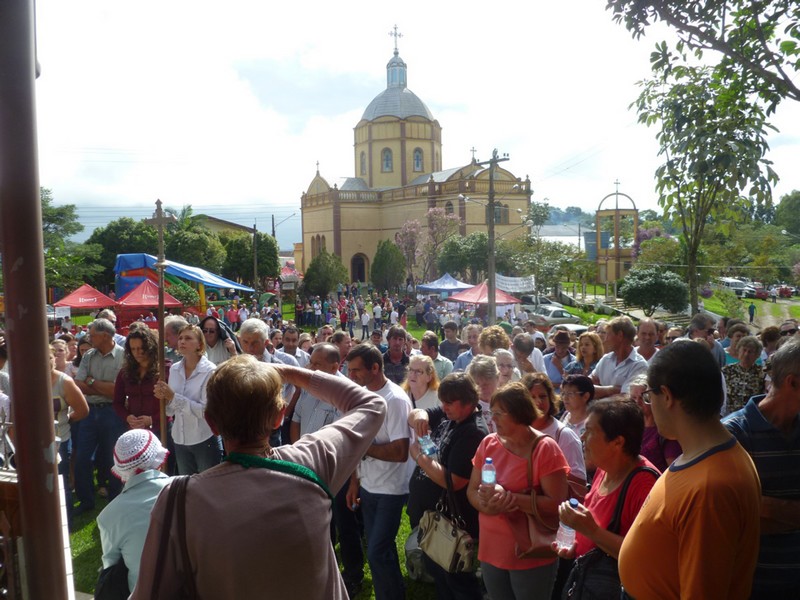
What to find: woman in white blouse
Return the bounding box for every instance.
[155,324,221,474]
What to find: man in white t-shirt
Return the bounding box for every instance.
[345,344,411,600]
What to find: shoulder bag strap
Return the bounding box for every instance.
[443,468,463,523]
[224,452,334,503]
[176,475,199,599]
[151,475,184,600]
[607,466,660,534]
[525,430,557,531]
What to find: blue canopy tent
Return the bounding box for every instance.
[114,253,254,305]
[416,273,473,295]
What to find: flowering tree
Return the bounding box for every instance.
[395,220,421,285]
[419,208,461,281]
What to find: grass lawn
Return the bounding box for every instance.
[70,487,437,599]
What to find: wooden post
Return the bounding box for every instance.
[145,201,175,447]
[0,1,70,596]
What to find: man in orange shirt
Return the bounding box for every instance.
[618,340,761,599]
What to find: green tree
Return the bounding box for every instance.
[607,1,800,111]
[166,229,226,273]
[86,217,158,287]
[371,239,406,293]
[619,268,689,316]
[634,61,777,314]
[300,249,348,299]
[40,188,104,289]
[167,281,200,307]
[41,188,83,248]
[219,231,279,288]
[774,190,800,236]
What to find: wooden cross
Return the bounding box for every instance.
[470,146,477,161]
[145,199,176,447]
[614,178,621,194]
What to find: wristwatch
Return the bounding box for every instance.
[86,377,95,387]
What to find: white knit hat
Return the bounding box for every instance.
[112,429,169,481]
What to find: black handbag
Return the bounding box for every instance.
[94,558,129,600]
[562,466,659,600]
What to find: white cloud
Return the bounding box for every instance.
[34,0,800,249]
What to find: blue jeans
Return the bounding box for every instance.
[334,481,364,586]
[74,404,126,508]
[360,488,407,600]
[174,435,223,474]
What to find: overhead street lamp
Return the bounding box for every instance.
[781,229,800,242]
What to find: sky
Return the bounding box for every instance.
[35,1,800,251]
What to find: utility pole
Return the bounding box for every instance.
[475,149,509,325]
[145,200,175,447]
[253,221,258,294]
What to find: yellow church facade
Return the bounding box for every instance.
[299,42,531,283]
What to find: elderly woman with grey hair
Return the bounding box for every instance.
[722,335,766,414]
[467,355,500,433]
[494,348,521,386]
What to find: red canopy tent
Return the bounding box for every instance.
[53,283,118,309]
[448,281,521,305]
[116,279,183,330]
[117,279,182,309]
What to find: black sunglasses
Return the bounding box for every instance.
[780,329,797,336]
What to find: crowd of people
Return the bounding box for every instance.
[15,292,800,599]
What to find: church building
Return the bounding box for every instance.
[299,36,531,283]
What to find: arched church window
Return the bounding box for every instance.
[321,235,327,251]
[382,149,393,172]
[445,201,454,215]
[360,151,366,176]
[413,148,423,172]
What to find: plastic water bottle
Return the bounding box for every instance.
[481,457,496,485]
[418,435,438,456]
[555,498,580,551]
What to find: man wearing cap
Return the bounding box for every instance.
[97,429,171,595]
[543,330,574,391]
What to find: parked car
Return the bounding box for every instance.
[520,295,563,310]
[754,288,769,300]
[46,304,63,329]
[530,305,582,328]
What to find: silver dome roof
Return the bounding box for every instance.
[361,87,434,121]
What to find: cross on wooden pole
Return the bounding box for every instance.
[470,146,477,161]
[145,199,176,446]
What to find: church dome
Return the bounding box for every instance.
[360,49,434,121]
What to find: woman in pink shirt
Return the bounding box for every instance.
[467,382,569,600]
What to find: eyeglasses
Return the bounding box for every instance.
[408,368,426,376]
[201,328,218,334]
[642,388,656,405]
[489,410,507,419]
[780,329,797,336]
